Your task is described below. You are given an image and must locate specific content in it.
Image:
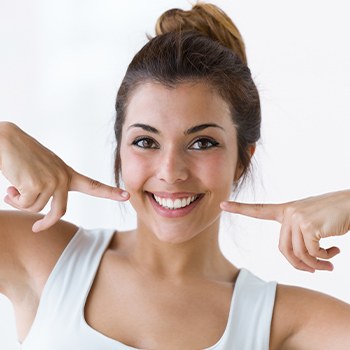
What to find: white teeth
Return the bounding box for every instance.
[166,198,174,209]
[153,194,199,210]
[174,199,182,209]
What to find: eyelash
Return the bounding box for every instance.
[131,137,220,150]
[132,137,159,149]
[190,138,220,150]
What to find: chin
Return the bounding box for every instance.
[151,226,198,245]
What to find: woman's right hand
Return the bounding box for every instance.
[0,122,129,232]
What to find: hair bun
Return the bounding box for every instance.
[155,3,247,65]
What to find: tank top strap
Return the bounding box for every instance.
[227,268,277,349]
[21,227,115,348]
[204,268,276,350]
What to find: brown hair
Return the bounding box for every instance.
[155,3,247,65]
[114,2,260,186]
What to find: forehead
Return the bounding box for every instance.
[124,81,234,129]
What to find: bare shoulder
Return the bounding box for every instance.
[270,283,350,350]
[0,210,78,299]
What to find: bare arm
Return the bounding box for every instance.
[220,187,350,347]
[0,122,129,231]
[0,121,129,297]
[0,211,77,297]
[270,285,350,350]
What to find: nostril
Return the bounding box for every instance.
[156,166,189,184]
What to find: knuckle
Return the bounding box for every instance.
[294,249,306,259]
[285,206,307,224]
[278,242,293,256]
[290,257,311,271]
[299,220,314,232]
[314,230,323,240]
[19,198,35,209]
[284,205,296,217]
[61,206,67,216]
[294,263,305,271]
[55,206,67,218]
[290,210,303,223]
[44,181,56,193]
[306,249,317,258]
[47,213,60,225]
[25,175,43,191]
[27,181,42,194]
[278,241,286,253]
[306,245,319,257]
[290,259,303,270]
[57,170,70,186]
[253,203,264,211]
[89,179,102,190]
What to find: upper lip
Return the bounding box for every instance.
[147,191,202,199]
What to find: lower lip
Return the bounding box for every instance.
[147,193,203,218]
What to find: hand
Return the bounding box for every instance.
[0,122,129,232]
[220,190,350,272]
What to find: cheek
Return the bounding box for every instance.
[120,146,149,192]
[197,152,237,196]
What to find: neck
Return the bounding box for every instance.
[127,219,235,281]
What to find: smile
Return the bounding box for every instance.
[153,194,200,210]
[146,192,204,218]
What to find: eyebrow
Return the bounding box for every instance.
[127,123,159,134]
[127,123,224,134]
[185,123,224,135]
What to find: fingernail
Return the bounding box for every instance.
[220,201,230,209]
[121,191,129,198]
[32,224,40,233]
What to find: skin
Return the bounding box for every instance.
[221,190,350,272]
[0,82,349,349]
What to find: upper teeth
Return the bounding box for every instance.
[153,195,198,209]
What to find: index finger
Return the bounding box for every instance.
[69,171,129,201]
[220,201,285,223]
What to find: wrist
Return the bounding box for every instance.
[343,189,350,207]
[340,190,350,231]
[0,121,17,169]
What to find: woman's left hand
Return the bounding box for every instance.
[220,190,350,272]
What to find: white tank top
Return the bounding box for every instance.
[19,227,277,350]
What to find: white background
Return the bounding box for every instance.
[1,0,350,348]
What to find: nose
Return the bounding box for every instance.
[156,146,189,184]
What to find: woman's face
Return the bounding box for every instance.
[120,82,240,243]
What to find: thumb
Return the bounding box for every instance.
[69,171,129,201]
[220,201,285,223]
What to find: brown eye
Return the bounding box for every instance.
[132,137,158,149]
[190,138,219,150]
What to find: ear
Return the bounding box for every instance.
[233,144,256,182]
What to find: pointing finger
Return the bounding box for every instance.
[220,201,285,223]
[69,171,129,201]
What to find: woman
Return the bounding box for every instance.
[0,3,349,349]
